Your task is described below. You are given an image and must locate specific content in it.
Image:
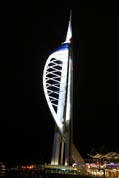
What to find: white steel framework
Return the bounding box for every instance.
[43,11,85,166]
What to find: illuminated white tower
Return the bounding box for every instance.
[43,11,84,166]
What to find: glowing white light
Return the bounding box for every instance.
[43,47,69,133]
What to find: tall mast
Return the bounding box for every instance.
[65,10,72,43]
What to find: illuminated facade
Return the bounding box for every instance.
[43,11,85,166]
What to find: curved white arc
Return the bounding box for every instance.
[43,47,69,134]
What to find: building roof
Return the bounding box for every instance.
[88,152,119,160]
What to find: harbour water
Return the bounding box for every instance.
[0,169,107,178]
[1,163,119,178]
[0,169,99,178]
[0,169,37,178]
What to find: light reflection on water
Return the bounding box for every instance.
[0,170,38,178]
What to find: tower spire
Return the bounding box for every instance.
[65,10,72,43]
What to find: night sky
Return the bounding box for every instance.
[0,2,119,166]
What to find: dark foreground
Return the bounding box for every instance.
[0,170,37,178]
[0,170,99,178]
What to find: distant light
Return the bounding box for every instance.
[72,163,77,167]
[110,162,114,165]
[62,168,66,171]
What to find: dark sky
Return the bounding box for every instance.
[0,2,119,165]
